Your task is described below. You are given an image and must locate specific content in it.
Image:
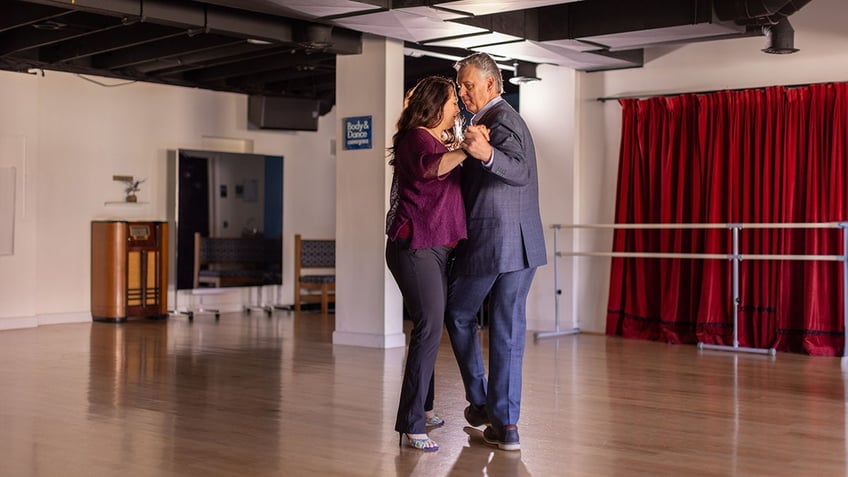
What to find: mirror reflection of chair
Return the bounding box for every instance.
[193,232,282,317]
[294,234,335,314]
[193,232,273,288]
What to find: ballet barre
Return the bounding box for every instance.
[544,222,848,356]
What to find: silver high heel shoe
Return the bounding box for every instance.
[399,432,439,452]
[425,414,445,427]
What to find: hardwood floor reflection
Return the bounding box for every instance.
[0,311,847,476]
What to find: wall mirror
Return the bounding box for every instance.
[167,149,284,291]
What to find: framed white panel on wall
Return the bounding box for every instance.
[0,166,14,255]
[0,134,25,219]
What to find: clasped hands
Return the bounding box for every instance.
[461,124,492,162]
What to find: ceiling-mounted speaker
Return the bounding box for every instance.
[248,96,320,131]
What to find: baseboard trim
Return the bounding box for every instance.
[0,315,38,331]
[332,330,406,349]
[38,312,90,326]
[0,311,90,331]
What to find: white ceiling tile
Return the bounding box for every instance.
[539,38,602,52]
[438,0,583,16]
[473,40,638,70]
[399,6,470,21]
[473,40,570,64]
[332,10,487,43]
[268,0,381,19]
[580,22,746,50]
[426,32,523,49]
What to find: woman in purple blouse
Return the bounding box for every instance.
[386,76,470,452]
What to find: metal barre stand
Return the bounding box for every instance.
[698,225,773,356]
[550,222,848,357]
[169,288,220,321]
[534,224,581,341]
[244,285,274,316]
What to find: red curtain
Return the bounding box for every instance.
[606,83,848,355]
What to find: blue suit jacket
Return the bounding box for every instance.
[453,99,547,276]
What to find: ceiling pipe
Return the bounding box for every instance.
[761,17,798,54]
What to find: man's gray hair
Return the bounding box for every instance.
[453,52,503,94]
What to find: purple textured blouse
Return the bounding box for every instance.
[386,128,466,249]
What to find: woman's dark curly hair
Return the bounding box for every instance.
[389,76,459,164]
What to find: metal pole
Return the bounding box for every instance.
[732,226,740,348]
[699,225,775,356]
[843,225,848,358]
[535,224,580,341]
[554,225,560,332]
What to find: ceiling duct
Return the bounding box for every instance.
[714,0,814,25]
[714,0,794,22]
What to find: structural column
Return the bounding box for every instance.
[520,65,578,333]
[333,35,405,348]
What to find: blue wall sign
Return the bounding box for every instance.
[344,116,372,150]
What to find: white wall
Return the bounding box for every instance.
[0,73,38,329]
[0,70,336,329]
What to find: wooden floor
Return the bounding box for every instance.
[1,311,847,476]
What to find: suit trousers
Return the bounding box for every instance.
[446,267,536,429]
[386,238,452,434]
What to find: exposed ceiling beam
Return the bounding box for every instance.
[0,11,124,56]
[0,4,74,33]
[132,41,279,74]
[39,23,186,63]
[181,49,333,83]
[92,34,242,69]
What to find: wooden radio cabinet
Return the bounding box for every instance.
[91,221,168,322]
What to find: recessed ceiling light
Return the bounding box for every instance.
[32,20,65,31]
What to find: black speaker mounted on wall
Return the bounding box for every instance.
[248,95,320,131]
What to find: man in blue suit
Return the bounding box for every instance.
[447,52,547,451]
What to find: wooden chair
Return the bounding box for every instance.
[294,234,336,314]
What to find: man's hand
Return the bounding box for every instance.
[462,125,492,162]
